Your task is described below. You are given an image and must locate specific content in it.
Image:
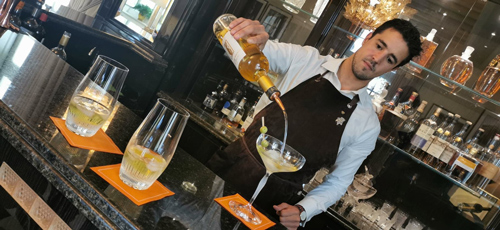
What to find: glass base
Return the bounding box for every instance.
[228,200,262,225]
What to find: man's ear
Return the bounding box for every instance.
[362,32,373,44]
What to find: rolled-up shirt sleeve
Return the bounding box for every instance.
[296,119,381,222]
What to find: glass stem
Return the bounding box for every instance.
[247,171,272,206]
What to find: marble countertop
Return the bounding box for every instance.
[0,29,283,229]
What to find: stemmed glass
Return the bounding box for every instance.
[229,133,306,225]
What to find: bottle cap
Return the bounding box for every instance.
[434,107,442,115]
[461,46,474,60]
[417,100,427,112]
[397,88,403,92]
[426,29,437,41]
[466,121,472,125]
[479,128,485,132]
[454,114,461,119]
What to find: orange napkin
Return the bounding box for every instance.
[50,116,122,155]
[91,164,174,206]
[215,194,275,230]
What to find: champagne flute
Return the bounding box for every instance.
[229,133,306,225]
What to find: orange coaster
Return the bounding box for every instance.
[50,116,122,155]
[215,194,275,230]
[91,164,174,206]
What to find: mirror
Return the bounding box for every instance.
[114,0,174,42]
[45,0,102,26]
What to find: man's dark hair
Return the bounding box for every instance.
[371,19,423,67]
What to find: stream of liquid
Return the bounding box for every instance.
[281,110,288,155]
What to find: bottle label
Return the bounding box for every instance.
[439,144,458,163]
[202,96,216,109]
[454,156,477,172]
[427,138,447,158]
[234,114,243,123]
[422,135,435,151]
[222,32,246,68]
[242,117,254,130]
[411,124,433,148]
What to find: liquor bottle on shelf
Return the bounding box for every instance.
[50,31,71,60]
[214,83,230,116]
[397,101,427,150]
[202,91,218,113]
[407,29,438,74]
[227,97,246,125]
[21,7,46,41]
[407,107,442,159]
[440,46,474,89]
[433,112,454,136]
[485,134,500,155]
[221,97,237,116]
[241,100,258,131]
[463,128,485,156]
[9,0,24,30]
[435,121,472,172]
[472,54,500,103]
[378,88,403,121]
[467,149,499,192]
[395,91,419,117]
[424,114,460,167]
[213,14,285,111]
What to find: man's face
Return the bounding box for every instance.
[351,28,410,81]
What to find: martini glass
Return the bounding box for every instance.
[229,133,306,225]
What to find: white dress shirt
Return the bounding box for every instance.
[258,41,381,222]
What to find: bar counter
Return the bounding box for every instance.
[0,29,283,229]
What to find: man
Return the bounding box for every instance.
[208,18,422,229]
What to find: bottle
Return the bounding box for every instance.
[440,46,474,89]
[241,101,258,131]
[472,54,500,103]
[436,121,472,172]
[221,97,237,116]
[407,107,441,159]
[50,31,71,61]
[396,91,419,116]
[9,0,24,30]
[378,88,403,121]
[382,88,403,111]
[464,128,485,156]
[228,97,246,124]
[21,7,45,41]
[214,83,230,116]
[447,151,480,183]
[424,114,460,167]
[202,91,218,113]
[397,101,427,149]
[434,112,454,136]
[213,14,285,111]
[408,29,438,73]
[485,134,500,155]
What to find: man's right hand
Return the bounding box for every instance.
[229,18,269,50]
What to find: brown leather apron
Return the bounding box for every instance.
[208,71,359,209]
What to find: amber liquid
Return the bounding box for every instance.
[472,67,500,103]
[440,56,473,89]
[216,28,289,152]
[408,39,438,74]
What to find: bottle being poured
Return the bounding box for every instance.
[213,14,288,153]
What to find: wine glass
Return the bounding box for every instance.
[229,133,306,225]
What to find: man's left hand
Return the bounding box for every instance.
[273,203,301,230]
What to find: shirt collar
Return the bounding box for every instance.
[321,57,370,106]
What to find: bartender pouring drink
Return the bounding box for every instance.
[208,18,422,229]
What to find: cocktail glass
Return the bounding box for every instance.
[119,98,190,190]
[65,55,129,137]
[229,133,306,225]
